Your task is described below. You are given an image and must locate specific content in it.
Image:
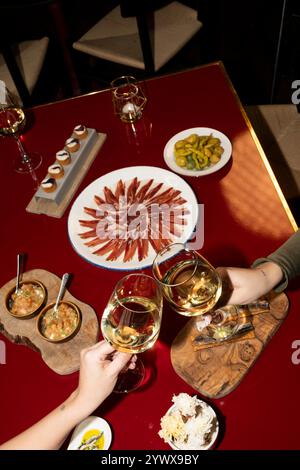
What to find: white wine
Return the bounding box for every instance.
[0,107,25,136]
[162,259,222,316]
[101,296,161,353]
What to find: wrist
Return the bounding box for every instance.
[254,261,283,292]
[70,388,109,418]
[63,389,94,423]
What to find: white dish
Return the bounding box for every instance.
[67,416,112,450]
[160,400,219,450]
[68,166,199,271]
[163,127,232,177]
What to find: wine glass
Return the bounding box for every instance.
[152,243,222,317]
[0,84,42,173]
[101,273,163,392]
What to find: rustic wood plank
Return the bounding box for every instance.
[0,269,99,375]
[171,291,289,398]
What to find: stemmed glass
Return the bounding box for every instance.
[111,76,147,123]
[0,83,42,173]
[152,243,222,317]
[101,273,163,392]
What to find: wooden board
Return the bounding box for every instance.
[171,292,289,398]
[26,132,106,218]
[0,269,99,375]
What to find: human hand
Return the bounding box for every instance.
[74,341,136,414]
[217,261,283,305]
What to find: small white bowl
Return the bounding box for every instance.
[67,416,112,450]
[162,401,219,451]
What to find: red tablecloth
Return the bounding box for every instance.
[0,62,299,450]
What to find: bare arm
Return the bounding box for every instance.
[0,341,134,450]
[218,230,300,304]
[218,261,283,305]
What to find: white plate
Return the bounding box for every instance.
[163,127,232,176]
[67,416,112,450]
[68,166,198,271]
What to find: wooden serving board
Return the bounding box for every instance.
[171,292,289,398]
[0,269,99,375]
[26,132,106,218]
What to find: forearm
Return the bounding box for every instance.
[0,342,132,451]
[252,261,283,294]
[0,390,91,450]
[220,261,284,305]
[253,229,300,292]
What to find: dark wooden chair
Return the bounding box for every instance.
[0,0,80,106]
[73,1,202,74]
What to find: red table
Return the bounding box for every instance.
[0,62,299,450]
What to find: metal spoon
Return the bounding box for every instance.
[15,253,22,294]
[53,273,69,318]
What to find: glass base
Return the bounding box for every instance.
[13,152,42,173]
[113,357,145,393]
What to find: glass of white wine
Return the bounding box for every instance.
[101,273,163,392]
[152,243,222,317]
[0,83,42,173]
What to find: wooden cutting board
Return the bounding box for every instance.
[0,269,99,375]
[171,291,289,398]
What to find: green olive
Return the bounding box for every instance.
[207,138,220,145]
[175,148,191,157]
[185,134,198,144]
[214,146,224,156]
[175,140,185,150]
[210,154,221,163]
[175,156,187,167]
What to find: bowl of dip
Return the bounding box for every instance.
[37,301,81,343]
[6,280,47,319]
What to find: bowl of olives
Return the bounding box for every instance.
[163,127,232,177]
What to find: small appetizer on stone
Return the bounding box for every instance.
[65,137,80,153]
[56,149,71,166]
[48,163,64,179]
[41,177,57,193]
[73,124,88,140]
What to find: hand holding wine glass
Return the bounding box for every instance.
[101,273,163,392]
[0,81,42,173]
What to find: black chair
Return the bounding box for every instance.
[73,1,202,74]
[0,0,80,106]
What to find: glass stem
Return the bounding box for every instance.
[14,135,30,164]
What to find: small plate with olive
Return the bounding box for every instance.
[163,127,232,176]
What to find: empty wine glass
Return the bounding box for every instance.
[152,243,222,317]
[0,82,42,173]
[101,273,163,392]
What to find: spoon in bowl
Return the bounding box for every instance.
[53,273,69,318]
[15,253,22,294]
